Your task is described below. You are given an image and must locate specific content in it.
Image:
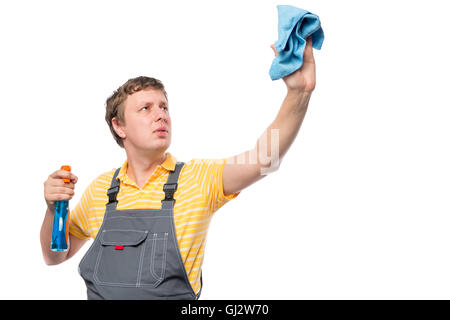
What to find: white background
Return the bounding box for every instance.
[0,0,449,299]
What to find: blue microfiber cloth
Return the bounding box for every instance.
[269,5,325,81]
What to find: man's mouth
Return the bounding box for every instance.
[154,126,168,133]
[155,129,168,136]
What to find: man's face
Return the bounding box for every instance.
[118,89,171,153]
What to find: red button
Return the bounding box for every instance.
[115,245,124,250]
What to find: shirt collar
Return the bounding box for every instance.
[117,152,177,185]
[161,152,177,171]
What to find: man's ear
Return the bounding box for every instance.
[112,117,126,139]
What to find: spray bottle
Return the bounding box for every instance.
[50,165,71,252]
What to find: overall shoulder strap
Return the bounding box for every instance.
[106,167,121,206]
[162,162,185,209]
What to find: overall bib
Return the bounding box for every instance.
[78,162,201,300]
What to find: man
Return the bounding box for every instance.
[40,38,316,299]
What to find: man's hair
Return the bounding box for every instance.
[105,76,168,148]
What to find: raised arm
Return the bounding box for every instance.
[222,37,315,196]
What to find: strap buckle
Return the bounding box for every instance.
[163,183,178,201]
[107,185,119,204]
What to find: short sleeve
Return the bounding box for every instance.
[191,158,240,214]
[68,180,96,241]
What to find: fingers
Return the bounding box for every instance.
[303,36,315,63]
[51,180,75,189]
[49,170,78,184]
[46,186,74,197]
[44,184,75,203]
[55,186,75,195]
[45,169,78,206]
[270,44,278,56]
[46,192,74,202]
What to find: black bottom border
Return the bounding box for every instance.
[1,300,448,318]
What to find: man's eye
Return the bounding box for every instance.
[141,106,167,111]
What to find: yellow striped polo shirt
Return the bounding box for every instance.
[68,152,240,294]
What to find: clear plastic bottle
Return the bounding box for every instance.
[50,165,71,252]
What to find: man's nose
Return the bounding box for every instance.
[155,109,169,124]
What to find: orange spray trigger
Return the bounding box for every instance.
[61,165,71,183]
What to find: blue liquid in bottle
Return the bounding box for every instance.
[50,199,69,251]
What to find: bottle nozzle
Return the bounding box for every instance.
[61,165,71,183]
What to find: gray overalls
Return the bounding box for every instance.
[78,162,202,300]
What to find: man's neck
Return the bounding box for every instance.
[125,150,167,189]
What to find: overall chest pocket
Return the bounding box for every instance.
[93,229,169,287]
